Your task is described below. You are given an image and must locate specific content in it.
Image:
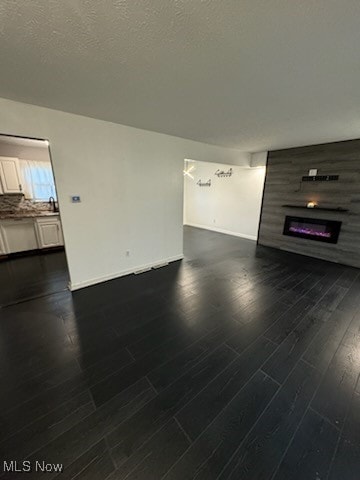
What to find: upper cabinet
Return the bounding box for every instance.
[0,157,22,194]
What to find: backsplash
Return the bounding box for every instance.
[0,194,50,214]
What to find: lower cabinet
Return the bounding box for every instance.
[1,218,39,253]
[0,216,64,255]
[0,228,6,255]
[35,218,64,248]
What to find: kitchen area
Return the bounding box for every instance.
[0,134,68,305]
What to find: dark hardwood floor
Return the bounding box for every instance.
[0,250,69,307]
[0,226,359,479]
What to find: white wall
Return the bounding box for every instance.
[0,97,250,290]
[0,142,50,162]
[184,160,266,240]
[250,151,268,168]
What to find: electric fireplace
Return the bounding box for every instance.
[283,216,342,244]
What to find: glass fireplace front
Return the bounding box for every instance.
[283,216,342,244]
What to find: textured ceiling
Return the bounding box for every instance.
[1,1,360,151]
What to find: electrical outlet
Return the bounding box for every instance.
[213,219,216,223]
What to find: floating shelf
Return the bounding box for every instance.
[282,205,349,212]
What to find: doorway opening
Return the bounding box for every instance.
[0,133,69,306]
[183,158,266,240]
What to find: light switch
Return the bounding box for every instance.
[309,169,317,176]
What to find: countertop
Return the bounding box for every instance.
[0,211,60,220]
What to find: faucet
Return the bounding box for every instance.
[48,197,58,212]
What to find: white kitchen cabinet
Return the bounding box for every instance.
[0,228,6,255]
[35,217,64,248]
[1,219,38,253]
[0,157,22,194]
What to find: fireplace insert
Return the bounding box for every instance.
[283,216,342,244]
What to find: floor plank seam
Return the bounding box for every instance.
[108,343,253,470]
[169,355,284,479]
[104,435,118,473]
[223,342,241,357]
[268,359,338,480]
[4,416,110,477]
[287,319,360,480]
[5,381,152,470]
[73,356,83,372]
[301,316,354,372]
[0,287,69,309]
[324,391,357,480]
[145,375,158,394]
[88,388,97,411]
[0,388,89,445]
[217,355,321,480]
[128,326,229,396]
[259,369,282,388]
[125,346,136,361]
[263,336,280,347]
[173,416,193,445]
[320,308,360,479]
[86,332,193,406]
[299,357,320,371]
[308,406,341,431]
[214,376,282,480]
[260,274,352,374]
[1,371,89,419]
[71,445,106,479]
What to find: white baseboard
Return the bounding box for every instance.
[69,254,184,291]
[184,223,257,241]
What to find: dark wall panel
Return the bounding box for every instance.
[258,139,360,268]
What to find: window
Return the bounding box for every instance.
[19,160,57,201]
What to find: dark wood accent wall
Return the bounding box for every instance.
[258,139,360,268]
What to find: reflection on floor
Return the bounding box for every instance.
[0,226,359,479]
[0,251,69,306]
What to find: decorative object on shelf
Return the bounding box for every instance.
[282,204,349,212]
[214,168,233,178]
[302,175,339,182]
[197,179,211,187]
[309,169,318,176]
[307,201,317,208]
